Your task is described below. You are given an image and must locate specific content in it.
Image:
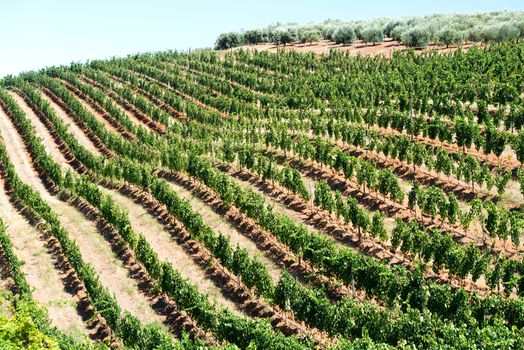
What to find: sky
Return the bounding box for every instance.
[0,0,523,78]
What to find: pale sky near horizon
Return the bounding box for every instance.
[0,0,523,78]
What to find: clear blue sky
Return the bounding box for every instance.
[0,0,522,78]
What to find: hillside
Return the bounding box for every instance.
[0,24,524,349]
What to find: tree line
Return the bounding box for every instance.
[216,11,524,49]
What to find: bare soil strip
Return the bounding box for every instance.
[158,170,366,303]
[107,97,155,130]
[267,148,524,260]
[9,92,73,173]
[0,105,164,326]
[234,38,480,60]
[218,164,504,300]
[42,88,118,159]
[12,90,209,342]
[164,180,283,284]
[95,73,187,123]
[57,79,136,141]
[81,75,171,132]
[98,185,244,314]
[0,178,88,339]
[37,92,103,157]
[231,167,339,242]
[18,87,319,342]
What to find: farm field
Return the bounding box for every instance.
[1,11,524,350]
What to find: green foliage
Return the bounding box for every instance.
[333,25,357,45]
[402,27,430,48]
[0,292,60,350]
[272,28,298,46]
[215,12,524,49]
[361,27,384,45]
[4,28,524,349]
[215,32,242,50]
[370,212,387,241]
[243,29,266,45]
[298,29,322,44]
[437,28,462,47]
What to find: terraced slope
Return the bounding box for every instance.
[1,39,524,349]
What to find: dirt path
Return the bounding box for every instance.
[165,180,282,284]
[0,106,164,326]
[38,92,102,157]
[219,165,499,295]
[270,160,399,235]
[15,81,266,322]
[230,172,332,238]
[226,166,396,247]
[80,74,173,133]
[106,96,147,129]
[98,186,244,314]
[99,73,186,124]
[269,149,524,261]
[67,88,124,137]
[0,178,88,339]
[9,92,73,173]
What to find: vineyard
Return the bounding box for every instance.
[1,16,524,349]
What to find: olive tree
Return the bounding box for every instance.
[437,28,462,48]
[467,27,483,43]
[322,25,338,41]
[333,25,357,45]
[516,20,524,41]
[243,29,266,45]
[402,27,431,48]
[361,27,384,45]
[299,29,322,45]
[493,23,520,41]
[391,24,408,42]
[272,28,299,46]
[215,32,242,50]
[384,20,402,37]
